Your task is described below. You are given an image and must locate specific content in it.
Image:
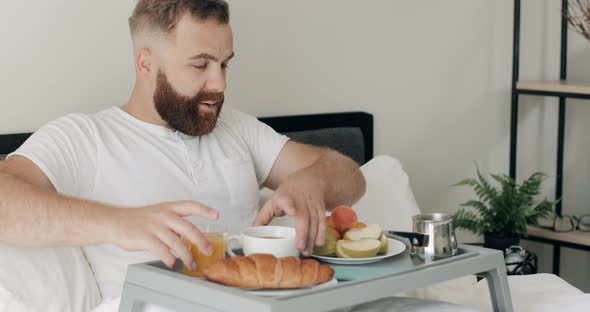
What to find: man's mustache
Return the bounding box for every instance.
[198,92,224,104]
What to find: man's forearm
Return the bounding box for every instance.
[300,150,366,210]
[0,172,118,247]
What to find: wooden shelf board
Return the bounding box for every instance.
[527,226,590,247]
[517,80,590,95]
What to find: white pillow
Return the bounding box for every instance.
[0,245,102,312]
[353,155,421,231]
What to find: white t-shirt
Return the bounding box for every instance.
[9,106,289,298]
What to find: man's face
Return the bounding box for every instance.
[153,15,234,136]
[154,70,224,136]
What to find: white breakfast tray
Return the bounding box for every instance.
[119,244,512,312]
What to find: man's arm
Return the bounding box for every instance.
[263,141,366,209]
[254,141,366,255]
[0,156,109,247]
[0,156,218,269]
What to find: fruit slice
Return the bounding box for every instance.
[326,225,342,241]
[326,216,337,230]
[339,239,381,258]
[313,240,338,256]
[378,234,388,255]
[351,221,367,229]
[335,240,352,258]
[343,224,383,241]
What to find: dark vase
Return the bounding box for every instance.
[483,233,520,253]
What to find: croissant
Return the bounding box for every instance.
[202,254,334,289]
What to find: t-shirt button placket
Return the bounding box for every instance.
[192,161,207,184]
[174,131,195,181]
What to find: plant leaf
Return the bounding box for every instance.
[452,165,556,238]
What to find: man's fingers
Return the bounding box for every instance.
[275,195,297,216]
[147,236,177,268]
[171,201,219,221]
[156,229,194,270]
[272,195,308,253]
[315,203,327,247]
[290,202,309,253]
[305,200,319,256]
[253,200,274,226]
[167,217,212,257]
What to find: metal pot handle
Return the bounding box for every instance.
[386,231,430,247]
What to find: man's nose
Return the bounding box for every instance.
[204,67,227,92]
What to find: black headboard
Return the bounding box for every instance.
[259,112,373,165]
[1,112,373,164]
[0,133,31,160]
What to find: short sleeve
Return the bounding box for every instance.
[226,110,289,186]
[7,114,98,196]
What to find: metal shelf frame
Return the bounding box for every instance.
[510,0,590,275]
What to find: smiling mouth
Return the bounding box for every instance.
[199,102,218,107]
[199,102,219,111]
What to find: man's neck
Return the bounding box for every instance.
[122,86,171,129]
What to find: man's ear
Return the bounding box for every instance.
[136,48,153,77]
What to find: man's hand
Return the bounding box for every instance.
[108,201,219,270]
[253,172,327,256]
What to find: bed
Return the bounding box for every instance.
[0,111,588,312]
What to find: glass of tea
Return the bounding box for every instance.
[182,223,227,278]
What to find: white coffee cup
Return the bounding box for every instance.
[226,226,299,258]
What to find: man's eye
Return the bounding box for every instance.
[193,65,207,70]
[221,63,229,69]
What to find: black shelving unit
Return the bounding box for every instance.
[510,0,590,276]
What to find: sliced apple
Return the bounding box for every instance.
[378,234,388,255]
[339,239,381,258]
[335,240,352,258]
[350,221,367,229]
[313,240,338,256]
[343,224,383,241]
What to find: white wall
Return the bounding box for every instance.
[0,0,588,291]
[0,1,137,133]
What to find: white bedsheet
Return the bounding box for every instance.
[89,274,589,312]
[399,273,589,312]
[464,274,590,312]
[91,299,172,312]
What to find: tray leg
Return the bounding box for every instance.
[119,282,221,312]
[119,283,142,312]
[478,266,513,312]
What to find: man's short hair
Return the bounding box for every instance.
[129,0,229,36]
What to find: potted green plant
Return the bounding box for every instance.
[452,166,556,251]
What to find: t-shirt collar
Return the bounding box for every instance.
[112,106,191,139]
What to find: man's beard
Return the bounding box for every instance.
[154,70,224,136]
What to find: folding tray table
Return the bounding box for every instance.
[119,244,512,312]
